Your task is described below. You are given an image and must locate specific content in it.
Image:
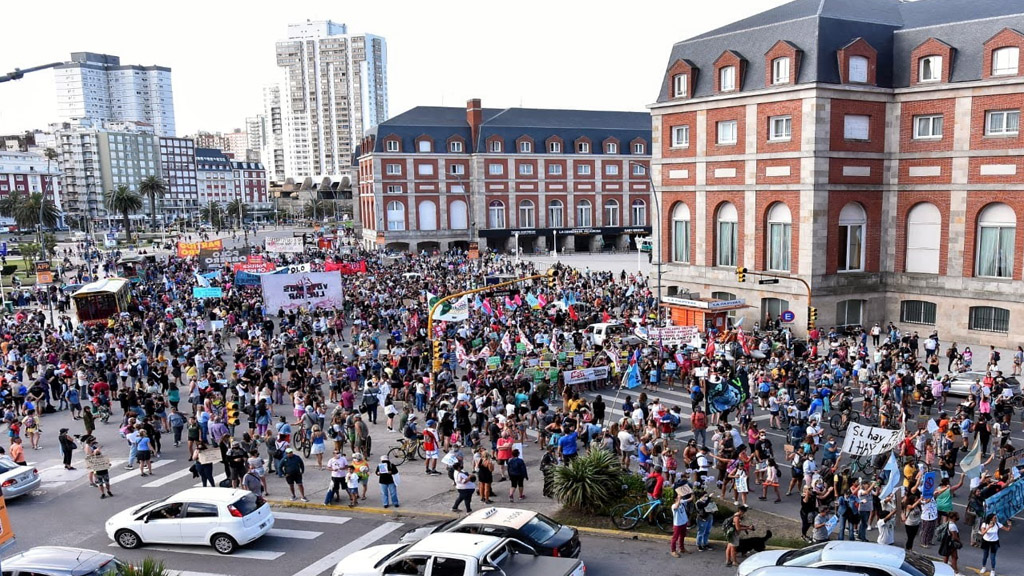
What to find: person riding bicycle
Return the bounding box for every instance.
[838,387,854,426]
[403,414,420,441]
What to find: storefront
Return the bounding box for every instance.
[660,296,751,332]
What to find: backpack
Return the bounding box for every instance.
[936,521,950,543]
[993,351,1001,362]
[723,516,737,540]
[644,475,659,494]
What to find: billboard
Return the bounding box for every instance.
[265,236,304,253]
[261,271,343,314]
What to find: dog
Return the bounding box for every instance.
[736,530,773,555]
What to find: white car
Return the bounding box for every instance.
[0,456,41,499]
[105,487,273,555]
[737,541,955,576]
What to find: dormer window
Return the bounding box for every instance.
[633,143,646,154]
[772,57,791,85]
[449,141,463,153]
[519,141,532,153]
[417,140,432,152]
[549,141,562,153]
[489,140,502,153]
[578,142,590,153]
[385,140,399,152]
[719,66,736,91]
[993,47,1020,76]
[673,74,688,97]
[606,142,618,154]
[849,56,868,83]
[919,56,942,82]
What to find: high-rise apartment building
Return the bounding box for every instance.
[260,85,285,183]
[158,137,198,222]
[54,52,176,137]
[272,20,388,180]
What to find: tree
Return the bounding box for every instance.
[104,184,143,242]
[138,175,168,231]
[226,198,249,227]
[0,191,60,233]
[303,199,327,220]
[199,201,225,229]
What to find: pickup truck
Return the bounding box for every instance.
[333,533,586,576]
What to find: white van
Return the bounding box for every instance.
[584,322,629,346]
[638,237,653,253]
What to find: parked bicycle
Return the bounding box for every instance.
[610,490,672,533]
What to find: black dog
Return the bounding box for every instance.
[736,530,773,555]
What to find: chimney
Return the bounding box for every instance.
[466,98,482,149]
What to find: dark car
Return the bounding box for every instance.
[399,507,581,558]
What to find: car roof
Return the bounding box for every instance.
[408,533,503,557]
[169,487,249,503]
[819,541,905,568]
[4,546,116,573]
[459,507,539,530]
[752,568,863,576]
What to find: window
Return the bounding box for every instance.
[631,199,646,226]
[913,115,943,139]
[631,164,647,176]
[919,56,942,82]
[993,47,1020,76]
[488,163,504,175]
[901,300,937,325]
[712,291,739,322]
[906,202,941,274]
[184,503,219,518]
[549,141,562,153]
[835,299,864,326]
[518,200,535,228]
[985,110,1020,136]
[844,115,870,140]
[672,203,691,263]
[769,116,792,141]
[519,141,532,153]
[717,120,738,145]
[633,142,645,154]
[549,200,564,228]
[576,200,592,227]
[604,199,620,227]
[449,141,464,153]
[838,203,866,272]
[605,164,619,176]
[488,201,506,229]
[417,140,432,152]
[969,306,1010,333]
[719,66,736,91]
[386,201,405,231]
[975,202,1015,278]
[671,125,690,148]
[386,185,403,194]
[547,163,563,175]
[431,557,467,576]
[385,140,399,152]
[418,200,437,231]
[450,164,465,175]
[449,200,468,230]
[761,298,790,325]
[385,163,401,175]
[606,142,618,154]
[385,557,428,576]
[772,57,791,85]
[416,163,434,176]
[716,202,738,267]
[578,142,590,153]
[766,203,792,272]
[518,163,534,176]
[577,164,592,176]
[849,56,869,83]
[673,74,688,97]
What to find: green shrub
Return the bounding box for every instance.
[551,448,624,513]
[117,558,168,576]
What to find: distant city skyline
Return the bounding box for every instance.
[0,0,789,137]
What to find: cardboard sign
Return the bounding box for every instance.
[85,453,111,471]
[34,262,53,285]
[198,448,222,465]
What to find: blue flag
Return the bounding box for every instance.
[879,453,901,498]
[625,363,641,389]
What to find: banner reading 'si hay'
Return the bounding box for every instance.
[261,271,344,314]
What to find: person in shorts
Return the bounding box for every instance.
[345,465,361,507]
[281,447,308,501]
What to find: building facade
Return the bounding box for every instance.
[54,52,175,137]
[358,99,651,254]
[0,151,63,210]
[260,85,285,183]
[195,148,235,207]
[651,0,1024,346]
[273,20,388,180]
[157,137,198,221]
[231,160,270,209]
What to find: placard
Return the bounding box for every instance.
[634,325,700,345]
[486,356,501,370]
[177,239,223,258]
[85,453,111,471]
[192,287,223,299]
[198,448,222,465]
[199,246,250,270]
[562,366,610,386]
[841,421,906,457]
[265,236,304,253]
[261,272,344,314]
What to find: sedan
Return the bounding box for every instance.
[105,487,273,555]
[1,546,122,576]
[399,508,581,558]
[738,541,954,576]
[947,370,1020,398]
[0,457,41,499]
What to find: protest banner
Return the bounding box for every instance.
[273,263,311,274]
[486,356,501,371]
[264,236,304,253]
[984,478,1024,523]
[0,495,14,552]
[233,255,276,274]
[960,437,983,481]
[841,421,905,457]
[192,287,223,299]
[325,260,368,274]
[562,366,611,386]
[177,239,222,258]
[634,325,700,345]
[261,271,344,314]
[234,270,262,287]
[198,246,250,271]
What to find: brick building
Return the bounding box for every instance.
[651,0,1024,345]
[358,99,651,254]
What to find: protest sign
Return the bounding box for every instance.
[960,437,983,481]
[198,246,250,270]
[261,271,344,314]
[177,239,222,258]
[921,471,937,499]
[273,263,311,274]
[486,356,501,371]
[325,260,368,274]
[634,325,700,345]
[984,479,1024,523]
[841,421,905,457]
[85,453,111,471]
[233,255,275,274]
[562,366,610,386]
[192,287,223,299]
[234,270,262,287]
[198,448,222,465]
[264,236,304,253]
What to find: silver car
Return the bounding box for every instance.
[947,370,1021,399]
[0,457,40,499]
[1,546,122,576]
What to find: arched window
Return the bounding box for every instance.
[838,203,866,272]
[518,200,535,228]
[976,203,1015,278]
[631,199,647,226]
[992,46,1020,76]
[488,201,506,229]
[716,202,738,267]
[386,201,405,231]
[548,200,564,228]
[766,203,792,272]
[906,202,941,274]
[672,203,690,263]
[449,200,468,230]
[604,199,619,227]
[418,200,437,231]
[576,200,593,227]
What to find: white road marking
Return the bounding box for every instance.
[267,528,323,539]
[290,522,403,576]
[194,472,227,487]
[143,466,193,488]
[109,460,176,485]
[108,543,284,560]
[273,511,353,525]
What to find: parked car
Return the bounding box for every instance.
[947,370,1020,398]
[105,488,273,555]
[333,533,585,576]
[0,546,122,576]
[737,541,955,576]
[399,507,581,558]
[0,456,41,499]
[747,568,866,576]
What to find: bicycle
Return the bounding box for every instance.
[829,410,860,433]
[610,494,672,533]
[387,437,427,466]
[848,454,878,478]
[292,428,312,458]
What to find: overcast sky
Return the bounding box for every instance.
[0,0,790,137]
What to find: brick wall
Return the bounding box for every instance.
[909,38,954,85]
[756,159,802,185]
[706,160,746,186]
[968,157,1024,184]
[764,41,801,86]
[705,106,746,156]
[982,28,1024,79]
[661,112,697,159]
[969,93,1024,150]
[756,99,802,153]
[898,157,953,185]
[837,38,878,85]
[899,98,956,153]
[830,99,886,153]
[828,159,885,185]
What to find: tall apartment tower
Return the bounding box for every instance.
[54,52,176,137]
[273,20,388,180]
[261,85,285,183]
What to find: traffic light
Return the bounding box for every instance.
[547,268,559,288]
[736,266,747,283]
[432,340,444,372]
[226,401,240,427]
[808,306,818,330]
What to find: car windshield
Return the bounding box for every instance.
[901,551,936,576]
[519,514,560,543]
[778,543,827,565]
[0,460,19,473]
[231,493,265,515]
[131,497,168,515]
[373,545,413,569]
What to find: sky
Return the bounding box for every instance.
[0,0,791,138]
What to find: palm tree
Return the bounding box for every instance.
[199,201,225,229]
[0,191,60,233]
[226,198,249,227]
[303,199,327,220]
[138,175,167,231]
[104,184,143,242]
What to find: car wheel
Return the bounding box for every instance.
[115,529,142,549]
[212,533,238,554]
